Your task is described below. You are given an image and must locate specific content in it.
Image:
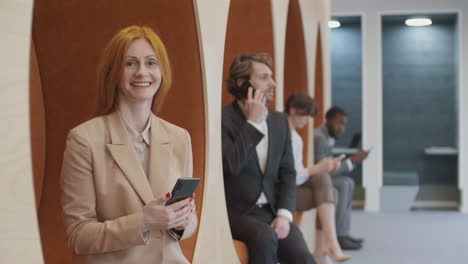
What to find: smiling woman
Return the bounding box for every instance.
[31,1,207,262]
[95,26,171,116]
[119,39,162,109]
[59,26,198,264]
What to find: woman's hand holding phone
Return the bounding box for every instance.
[141,193,193,231]
[315,157,341,174]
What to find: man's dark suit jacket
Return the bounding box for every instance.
[222,101,296,219]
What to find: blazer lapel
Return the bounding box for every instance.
[148,115,172,196]
[106,112,154,205]
[234,101,267,175]
[264,111,274,177]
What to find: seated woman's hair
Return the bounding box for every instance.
[284,91,318,117]
[227,53,272,100]
[96,25,172,116]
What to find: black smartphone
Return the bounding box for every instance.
[165,177,200,206]
[240,80,255,99]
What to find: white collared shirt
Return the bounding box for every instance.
[291,129,310,186]
[120,113,182,241]
[247,112,269,205]
[121,113,151,177]
[247,111,293,222]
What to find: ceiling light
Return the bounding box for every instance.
[328,20,341,29]
[405,17,432,26]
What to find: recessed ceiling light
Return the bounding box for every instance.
[328,20,341,29]
[405,17,432,26]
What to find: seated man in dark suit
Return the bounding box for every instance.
[314,106,369,250]
[222,53,315,264]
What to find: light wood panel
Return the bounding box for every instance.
[271,0,290,111]
[297,0,331,167]
[192,0,239,263]
[283,11,316,253]
[295,0,332,251]
[0,0,44,263]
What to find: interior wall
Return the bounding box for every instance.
[297,0,332,251]
[271,0,290,112]
[223,0,275,108]
[32,1,205,262]
[30,41,46,209]
[1,1,332,263]
[313,27,325,128]
[0,0,44,263]
[331,18,363,149]
[330,17,364,186]
[382,15,457,185]
[284,0,309,163]
[192,0,239,263]
[333,0,468,211]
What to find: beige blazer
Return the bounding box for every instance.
[61,111,197,264]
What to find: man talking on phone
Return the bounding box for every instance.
[314,106,369,250]
[222,53,315,264]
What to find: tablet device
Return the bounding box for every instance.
[165,177,200,206]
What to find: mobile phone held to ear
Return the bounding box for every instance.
[240,80,255,99]
[165,177,200,206]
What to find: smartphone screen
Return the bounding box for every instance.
[337,154,346,160]
[165,178,200,206]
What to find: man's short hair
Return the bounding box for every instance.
[325,106,347,120]
[284,91,318,117]
[227,53,273,100]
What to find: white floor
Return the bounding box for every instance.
[344,187,468,264]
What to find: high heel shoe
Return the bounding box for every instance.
[329,253,351,262]
[327,249,351,262]
[313,251,351,264]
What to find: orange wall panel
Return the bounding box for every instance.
[314,26,325,128]
[223,0,275,108]
[30,41,46,209]
[32,1,204,262]
[284,0,309,164]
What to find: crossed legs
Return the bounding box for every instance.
[297,174,349,263]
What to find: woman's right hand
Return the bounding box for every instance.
[317,157,341,174]
[141,193,193,231]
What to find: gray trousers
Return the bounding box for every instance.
[331,175,355,236]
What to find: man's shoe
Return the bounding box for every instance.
[338,237,362,250]
[344,235,364,244]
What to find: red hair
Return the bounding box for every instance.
[95,25,172,116]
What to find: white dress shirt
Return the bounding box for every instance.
[291,129,310,186]
[247,111,293,222]
[121,113,151,177]
[121,113,182,241]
